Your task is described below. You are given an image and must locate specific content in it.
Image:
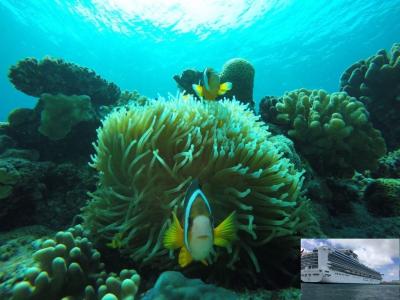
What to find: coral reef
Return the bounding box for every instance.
[8,57,121,106]
[8,225,140,300]
[142,271,237,300]
[38,93,95,141]
[364,178,400,217]
[260,88,386,177]
[220,58,255,110]
[83,94,316,288]
[340,43,400,150]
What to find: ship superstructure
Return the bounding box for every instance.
[301,246,382,284]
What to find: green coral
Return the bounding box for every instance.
[364,178,400,217]
[10,225,140,300]
[268,88,386,176]
[340,43,400,150]
[38,93,94,141]
[220,58,255,110]
[83,94,315,285]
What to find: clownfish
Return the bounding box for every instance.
[192,68,232,100]
[163,179,237,267]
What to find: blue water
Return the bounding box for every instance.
[301,283,400,300]
[1,0,400,121]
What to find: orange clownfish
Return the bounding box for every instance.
[163,179,237,267]
[192,68,232,100]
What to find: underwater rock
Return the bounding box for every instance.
[142,271,237,300]
[8,56,121,106]
[262,88,386,177]
[364,178,400,217]
[173,69,203,97]
[6,225,140,300]
[38,93,95,141]
[83,94,317,288]
[220,58,255,110]
[340,43,400,150]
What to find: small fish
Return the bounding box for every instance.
[192,68,232,100]
[163,179,237,267]
[106,232,124,249]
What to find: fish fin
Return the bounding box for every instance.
[218,82,233,95]
[213,211,237,247]
[179,246,193,267]
[201,259,208,266]
[163,212,184,250]
[192,84,204,98]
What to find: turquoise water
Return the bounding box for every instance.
[1,0,400,121]
[301,283,400,300]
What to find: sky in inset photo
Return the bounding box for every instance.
[301,239,400,282]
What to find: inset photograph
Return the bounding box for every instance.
[301,239,400,300]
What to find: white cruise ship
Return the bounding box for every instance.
[301,246,382,284]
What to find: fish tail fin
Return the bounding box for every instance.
[213,211,237,247]
[179,246,193,267]
[163,212,184,250]
[217,82,233,95]
[192,84,204,98]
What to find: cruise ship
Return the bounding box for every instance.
[301,246,382,284]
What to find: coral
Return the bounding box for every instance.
[364,178,400,217]
[83,94,316,287]
[0,158,20,200]
[372,148,400,178]
[0,151,95,230]
[142,271,237,300]
[8,56,121,106]
[9,225,140,300]
[8,108,37,128]
[0,226,55,298]
[99,91,149,119]
[173,69,203,97]
[340,43,400,150]
[220,58,255,110]
[263,88,386,177]
[0,134,16,154]
[38,93,95,141]
[0,157,50,223]
[5,103,100,163]
[116,91,148,107]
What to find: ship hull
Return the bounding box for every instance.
[301,269,381,284]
